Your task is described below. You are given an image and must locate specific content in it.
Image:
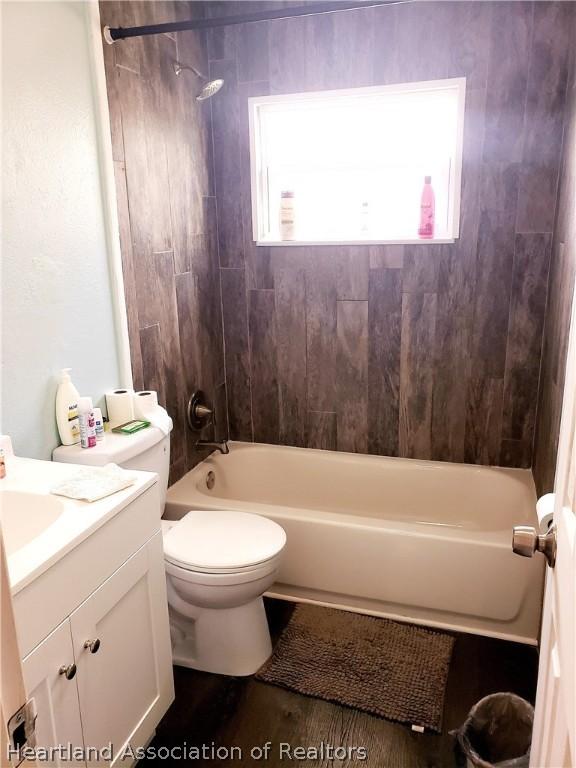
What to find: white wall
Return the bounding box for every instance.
[1,1,122,459]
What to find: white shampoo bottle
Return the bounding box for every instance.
[56,368,81,445]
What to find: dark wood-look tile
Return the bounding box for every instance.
[387,1,452,84]
[522,2,572,170]
[479,162,520,214]
[515,2,572,234]
[206,4,238,63]
[500,439,531,470]
[221,268,253,441]
[210,59,245,268]
[465,377,504,466]
[302,13,336,92]
[306,411,337,451]
[165,56,211,272]
[336,301,369,453]
[117,59,173,259]
[516,164,560,234]
[547,243,576,386]
[174,269,219,462]
[399,292,437,460]
[331,6,374,89]
[368,246,404,270]
[371,3,398,85]
[445,1,492,88]
[100,1,144,76]
[113,160,144,391]
[471,210,516,378]
[213,381,229,443]
[306,251,338,412]
[533,374,564,495]
[483,1,533,163]
[402,246,441,294]
[502,234,551,446]
[140,323,166,409]
[368,269,402,457]
[103,64,125,164]
[154,251,187,468]
[249,289,279,443]
[336,247,370,301]
[269,15,308,93]
[174,272,204,393]
[431,297,469,463]
[276,269,307,447]
[237,20,269,83]
[237,80,273,290]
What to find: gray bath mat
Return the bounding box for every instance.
[256,604,455,732]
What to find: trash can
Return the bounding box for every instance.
[453,692,534,768]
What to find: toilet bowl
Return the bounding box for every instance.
[162,510,286,676]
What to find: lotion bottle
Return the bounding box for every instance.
[279,190,296,240]
[56,368,81,445]
[418,176,435,239]
[78,397,97,449]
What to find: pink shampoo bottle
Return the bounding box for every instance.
[418,175,435,239]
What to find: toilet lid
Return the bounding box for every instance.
[163,510,286,571]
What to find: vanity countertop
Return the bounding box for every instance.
[0,455,157,594]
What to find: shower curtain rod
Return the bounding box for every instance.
[103,1,404,43]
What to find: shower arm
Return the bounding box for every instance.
[103,0,406,43]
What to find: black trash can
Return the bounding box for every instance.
[453,692,534,768]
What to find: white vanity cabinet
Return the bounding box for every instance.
[13,482,174,767]
[22,619,84,766]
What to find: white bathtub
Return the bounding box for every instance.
[165,442,544,644]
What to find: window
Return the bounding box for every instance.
[249,78,466,245]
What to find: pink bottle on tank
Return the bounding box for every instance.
[418,175,435,240]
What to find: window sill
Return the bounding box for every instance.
[256,238,456,247]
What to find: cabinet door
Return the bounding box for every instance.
[70,533,173,767]
[22,618,85,766]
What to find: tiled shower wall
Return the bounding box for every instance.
[207,1,574,467]
[533,31,576,495]
[100,2,226,483]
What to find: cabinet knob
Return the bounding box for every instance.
[59,663,77,680]
[84,638,101,654]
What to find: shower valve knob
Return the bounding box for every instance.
[512,525,556,568]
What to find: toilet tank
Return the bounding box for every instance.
[52,426,171,514]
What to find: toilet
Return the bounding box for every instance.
[53,423,286,676]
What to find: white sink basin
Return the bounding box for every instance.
[0,491,65,555]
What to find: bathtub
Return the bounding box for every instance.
[165,442,544,645]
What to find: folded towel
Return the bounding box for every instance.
[51,463,137,503]
[146,406,173,436]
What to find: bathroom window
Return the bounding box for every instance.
[249,78,466,245]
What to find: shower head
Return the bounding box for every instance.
[197,78,224,101]
[173,60,224,101]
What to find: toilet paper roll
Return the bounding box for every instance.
[133,391,172,435]
[536,493,555,532]
[133,390,159,419]
[105,389,135,427]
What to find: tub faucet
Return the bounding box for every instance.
[195,439,229,455]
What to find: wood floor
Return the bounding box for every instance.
[141,599,538,767]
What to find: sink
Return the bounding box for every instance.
[0,491,64,555]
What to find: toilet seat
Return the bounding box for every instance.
[164,555,281,587]
[162,509,286,574]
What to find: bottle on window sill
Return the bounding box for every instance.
[418,175,435,240]
[279,190,295,241]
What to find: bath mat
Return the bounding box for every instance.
[256,604,455,732]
